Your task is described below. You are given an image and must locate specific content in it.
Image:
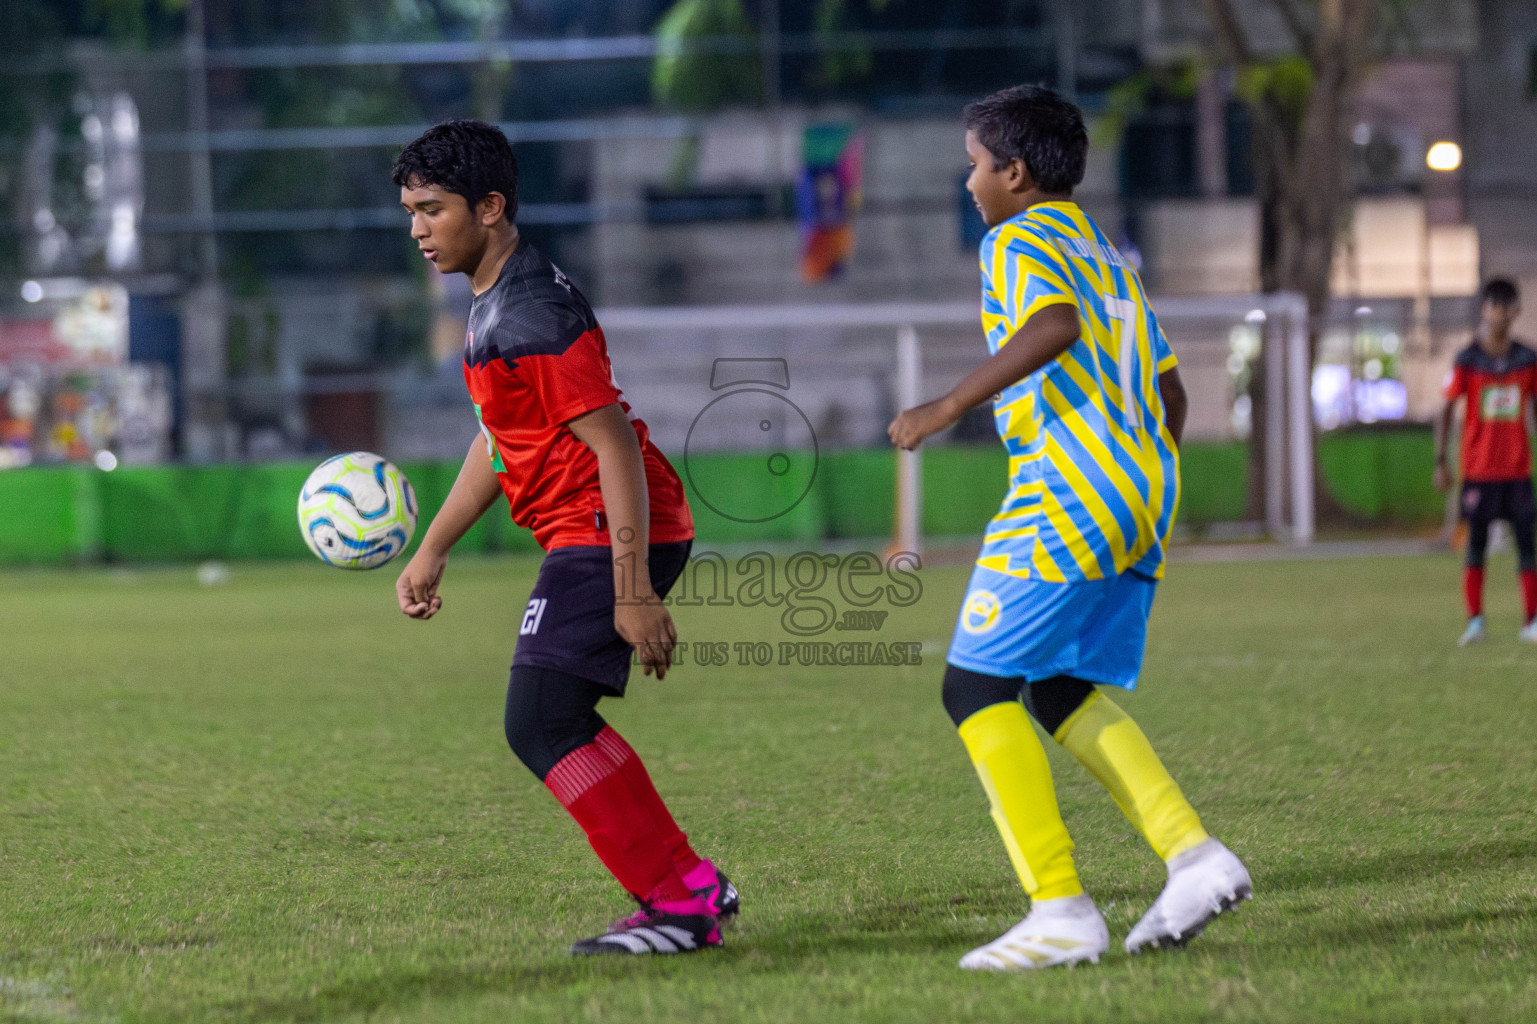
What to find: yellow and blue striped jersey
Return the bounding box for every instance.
[975,201,1180,582]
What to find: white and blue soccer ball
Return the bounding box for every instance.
[297,452,418,570]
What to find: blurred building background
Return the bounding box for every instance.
[0,0,1534,554]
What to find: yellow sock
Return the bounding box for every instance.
[957,702,1082,900]
[1054,692,1209,861]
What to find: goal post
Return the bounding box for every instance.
[893,322,922,558]
[594,294,1316,554]
[1151,292,1314,545]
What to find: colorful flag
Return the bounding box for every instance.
[796,123,864,283]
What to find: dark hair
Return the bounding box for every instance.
[963,84,1087,194]
[1482,278,1519,307]
[392,119,519,221]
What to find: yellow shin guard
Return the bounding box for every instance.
[1054,692,1208,861]
[957,702,1082,900]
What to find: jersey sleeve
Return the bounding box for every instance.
[1442,361,1469,401]
[515,330,621,426]
[986,227,1077,342]
[1153,318,1178,374]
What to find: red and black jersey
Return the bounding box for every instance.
[1443,339,1537,483]
[464,242,693,550]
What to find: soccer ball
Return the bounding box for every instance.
[297,452,418,570]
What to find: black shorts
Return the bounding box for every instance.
[1461,479,1536,527]
[512,540,693,695]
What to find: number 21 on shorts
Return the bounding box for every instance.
[520,598,548,636]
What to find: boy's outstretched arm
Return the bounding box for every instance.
[567,403,678,680]
[888,304,1079,450]
[396,437,502,619]
[1158,366,1187,448]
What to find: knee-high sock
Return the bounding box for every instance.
[957,702,1081,900]
[593,726,704,876]
[1520,568,1536,625]
[1054,692,1208,862]
[1465,567,1485,619]
[544,742,694,904]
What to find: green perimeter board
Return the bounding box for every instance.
[0,432,1461,564]
[0,466,102,562]
[1317,429,1448,523]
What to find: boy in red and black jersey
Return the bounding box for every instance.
[1434,278,1537,645]
[461,241,694,556]
[391,121,737,955]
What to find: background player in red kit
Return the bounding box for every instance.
[390,120,738,955]
[1434,278,1537,646]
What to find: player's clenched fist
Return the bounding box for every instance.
[397,548,447,619]
[889,395,963,451]
[615,595,678,679]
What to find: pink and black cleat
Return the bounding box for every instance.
[684,859,740,920]
[574,905,722,956]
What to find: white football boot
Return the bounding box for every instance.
[1125,838,1252,954]
[959,894,1109,971]
[1458,615,1487,647]
[1519,619,1537,643]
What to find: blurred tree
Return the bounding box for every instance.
[1096,60,1205,151]
[651,0,761,112]
[806,0,899,93]
[1197,0,1420,523]
[215,0,521,215]
[209,0,453,366]
[463,0,514,122]
[0,1,185,275]
[650,0,907,111]
[649,0,902,189]
[213,1,426,292]
[650,0,758,191]
[1202,0,1374,313]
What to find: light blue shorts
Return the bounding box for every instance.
[945,564,1158,690]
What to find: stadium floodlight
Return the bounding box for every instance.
[597,295,1316,555]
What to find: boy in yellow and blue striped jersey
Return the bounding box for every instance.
[889,85,1251,971]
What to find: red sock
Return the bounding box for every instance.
[544,743,692,904]
[594,726,705,877]
[1464,567,1485,619]
[1521,569,1537,625]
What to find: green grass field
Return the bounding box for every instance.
[3,551,1536,1023]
